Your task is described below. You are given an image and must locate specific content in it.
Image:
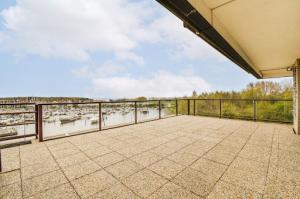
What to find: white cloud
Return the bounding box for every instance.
[90,71,211,98]
[116,51,144,65]
[150,14,226,62]
[0,0,159,62]
[72,63,125,78]
[73,64,211,98]
[0,0,225,63]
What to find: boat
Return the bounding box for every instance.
[59,115,79,124]
[44,116,56,123]
[102,111,110,115]
[90,117,98,124]
[0,127,17,137]
[21,114,34,123]
[43,115,50,120]
[141,110,149,114]
[0,118,15,125]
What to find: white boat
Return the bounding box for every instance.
[141,110,149,114]
[0,118,15,125]
[43,115,50,119]
[90,117,98,124]
[59,115,79,124]
[44,117,56,123]
[0,127,17,137]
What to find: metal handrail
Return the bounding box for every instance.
[0,98,293,142]
[0,103,37,142]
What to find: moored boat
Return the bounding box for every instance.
[59,115,79,124]
[0,127,17,137]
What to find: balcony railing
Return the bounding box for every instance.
[0,98,293,143]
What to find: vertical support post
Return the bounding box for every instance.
[293,59,300,135]
[0,150,2,172]
[35,104,38,139]
[175,99,178,116]
[159,100,161,119]
[37,104,43,142]
[134,101,137,124]
[219,99,222,118]
[193,99,196,116]
[99,103,102,131]
[187,99,190,115]
[253,100,257,121]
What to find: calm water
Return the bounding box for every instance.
[10,108,171,139]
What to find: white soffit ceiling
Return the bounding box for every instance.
[188,0,300,78]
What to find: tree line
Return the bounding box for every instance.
[176,80,293,122]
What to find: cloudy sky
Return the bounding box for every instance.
[0,0,289,98]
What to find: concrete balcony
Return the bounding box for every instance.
[1,115,299,198]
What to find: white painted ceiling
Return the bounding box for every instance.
[187,0,300,78]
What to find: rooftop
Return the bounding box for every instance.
[1,115,299,198]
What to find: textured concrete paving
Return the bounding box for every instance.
[1,115,299,198]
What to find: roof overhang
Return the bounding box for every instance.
[156,0,300,79]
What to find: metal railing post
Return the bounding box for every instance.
[187,99,190,115]
[134,101,137,124]
[99,103,102,131]
[35,104,38,139]
[253,100,256,121]
[0,151,2,172]
[37,104,43,142]
[159,100,161,119]
[193,99,196,116]
[175,99,178,116]
[219,99,222,118]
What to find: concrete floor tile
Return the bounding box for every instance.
[278,149,300,171]
[190,158,227,179]
[230,157,268,174]
[123,169,167,198]
[275,178,300,198]
[62,160,101,180]
[56,152,89,168]
[94,152,125,168]
[148,182,201,199]
[180,145,208,157]
[106,159,143,179]
[26,183,79,199]
[84,146,112,159]
[0,170,21,187]
[0,183,22,199]
[20,152,53,167]
[1,147,19,162]
[167,151,199,166]
[22,170,67,198]
[44,138,68,147]
[204,149,236,165]
[149,159,185,180]
[172,167,217,197]
[76,141,102,151]
[47,142,74,152]
[21,159,59,180]
[87,183,140,199]
[51,147,80,159]
[208,180,262,199]
[238,144,271,164]
[131,151,163,167]
[1,159,20,172]
[221,167,266,194]
[71,170,116,198]
[150,145,179,157]
[175,136,198,144]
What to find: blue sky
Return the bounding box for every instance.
[0,0,290,98]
